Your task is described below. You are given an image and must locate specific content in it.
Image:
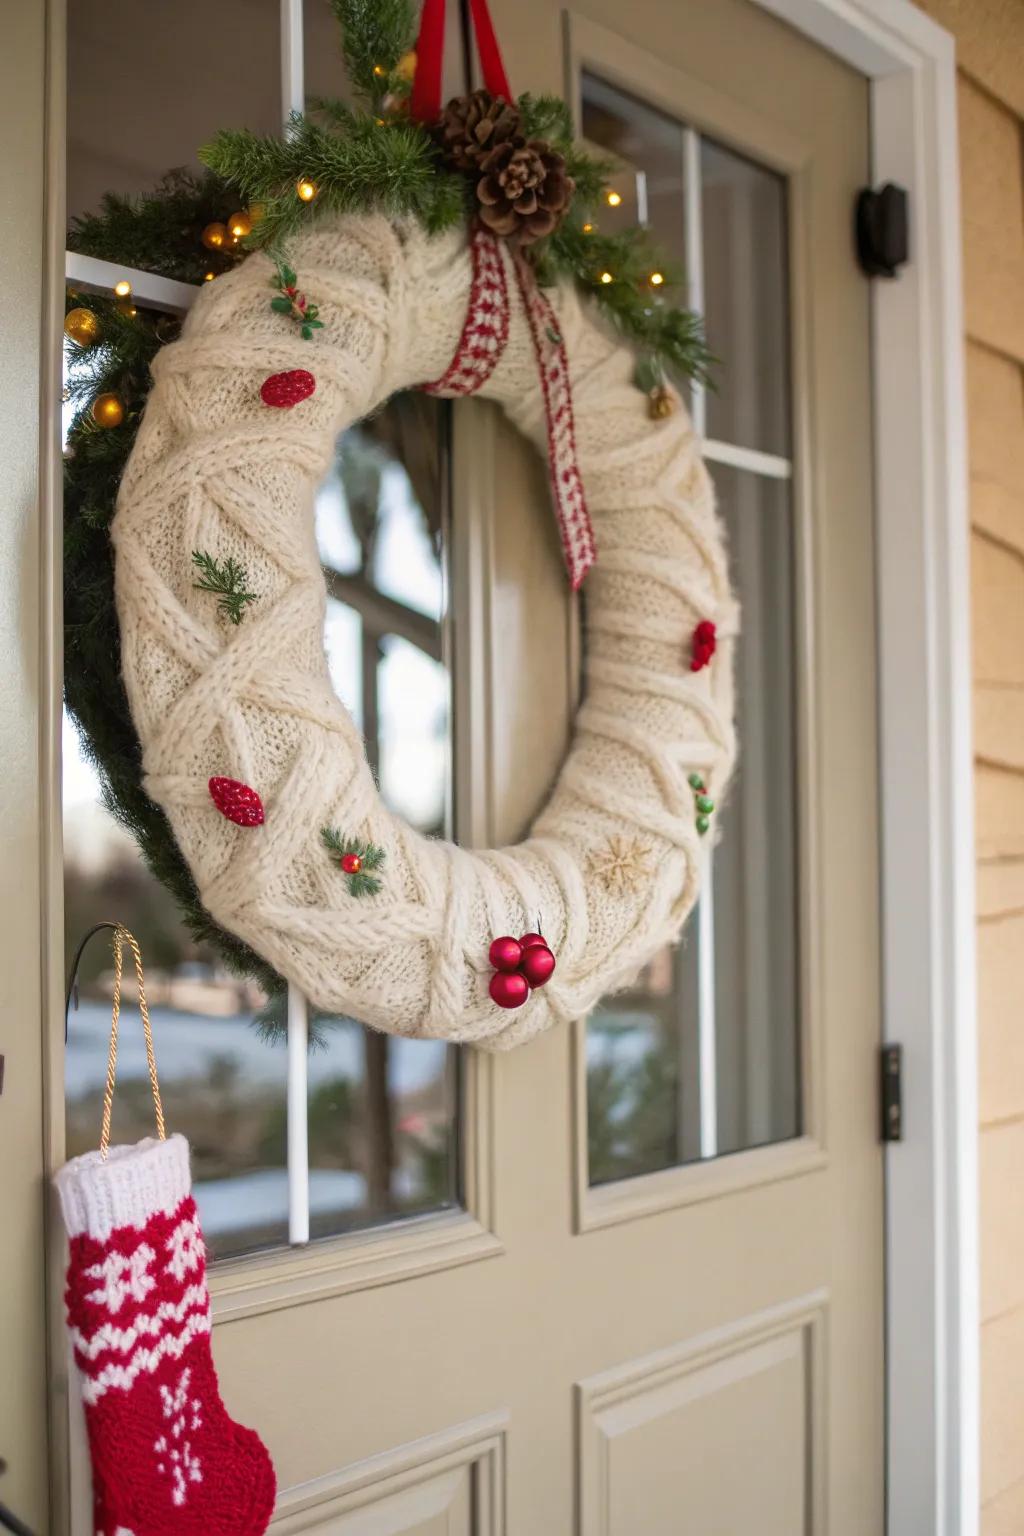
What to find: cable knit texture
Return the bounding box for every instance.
[112,215,737,1050]
[58,1135,276,1535]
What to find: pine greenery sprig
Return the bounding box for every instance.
[321,827,386,897]
[200,112,469,248]
[191,550,258,625]
[68,169,242,284]
[328,0,417,104]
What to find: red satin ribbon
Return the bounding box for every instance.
[410,0,512,122]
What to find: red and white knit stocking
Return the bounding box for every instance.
[56,1134,276,1536]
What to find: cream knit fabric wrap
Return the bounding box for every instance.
[112,215,738,1051]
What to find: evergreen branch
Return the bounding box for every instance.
[517,93,575,150]
[68,169,242,284]
[191,550,258,625]
[200,114,469,242]
[329,0,417,102]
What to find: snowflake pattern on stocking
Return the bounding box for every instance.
[164,1212,204,1282]
[153,1366,203,1507]
[84,1244,155,1313]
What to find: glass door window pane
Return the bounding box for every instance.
[67,0,281,220]
[702,140,792,456]
[581,74,801,1187]
[310,396,460,1230]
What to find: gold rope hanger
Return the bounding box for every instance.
[100,925,166,1159]
[65,921,166,1159]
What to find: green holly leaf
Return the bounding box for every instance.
[281,264,297,288]
[270,296,293,314]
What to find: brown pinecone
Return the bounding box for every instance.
[437,88,523,172]
[476,139,575,245]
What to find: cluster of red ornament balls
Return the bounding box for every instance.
[691,619,717,672]
[488,932,556,1009]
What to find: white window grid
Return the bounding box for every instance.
[63,9,795,1240]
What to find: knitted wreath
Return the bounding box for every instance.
[111,211,736,1050]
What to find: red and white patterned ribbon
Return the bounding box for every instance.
[422,225,509,397]
[510,248,596,591]
[423,227,596,590]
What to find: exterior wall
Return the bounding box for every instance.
[914,5,1024,1530]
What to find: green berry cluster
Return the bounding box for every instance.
[688,772,716,836]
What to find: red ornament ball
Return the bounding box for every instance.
[519,931,546,949]
[489,935,523,973]
[341,852,363,874]
[520,943,556,989]
[260,368,316,409]
[489,970,529,1009]
[208,776,265,827]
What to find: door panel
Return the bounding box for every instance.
[578,1298,824,1535]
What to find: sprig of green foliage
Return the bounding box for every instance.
[191,550,258,625]
[320,828,387,897]
[329,0,417,104]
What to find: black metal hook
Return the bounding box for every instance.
[64,920,124,1043]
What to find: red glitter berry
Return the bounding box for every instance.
[208,776,265,827]
[341,852,363,874]
[690,618,717,672]
[260,369,316,409]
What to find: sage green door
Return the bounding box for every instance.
[54,0,883,1531]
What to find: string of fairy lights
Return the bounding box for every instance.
[64,116,667,431]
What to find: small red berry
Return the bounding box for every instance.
[489,935,523,973]
[341,852,362,874]
[519,932,546,949]
[260,368,316,408]
[489,970,529,1009]
[520,944,556,989]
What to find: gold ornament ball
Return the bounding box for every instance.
[228,210,252,239]
[296,177,318,203]
[648,385,676,420]
[91,392,125,429]
[201,221,228,251]
[395,49,417,81]
[64,307,101,347]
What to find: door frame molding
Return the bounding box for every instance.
[746,3,976,1533]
